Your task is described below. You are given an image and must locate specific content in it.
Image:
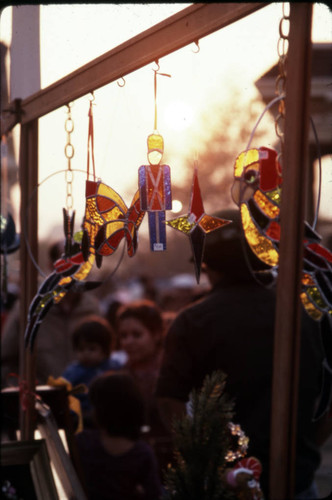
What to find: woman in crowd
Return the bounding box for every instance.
[116,300,173,478]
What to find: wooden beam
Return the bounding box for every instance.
[20,3,266,124]
[269,4,313,498]
[19,120,39,440]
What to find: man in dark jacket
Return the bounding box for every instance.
[156,209,324,498]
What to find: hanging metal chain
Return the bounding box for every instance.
[275,2,290,169]
[64,103,75,210]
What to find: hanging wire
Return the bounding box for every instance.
[87,92,96,181]
[152,59,171,132]
[310,116,322,230]
[246,94,286,151]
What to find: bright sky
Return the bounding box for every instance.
[1,3,331,240]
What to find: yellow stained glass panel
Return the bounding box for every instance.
[166,216,194,234]
[234,149,259,177]
[300,292,322,321]
[86,198,104,225]
[253,190,280,219]
[73,257,94,281]
[241,204,279,266]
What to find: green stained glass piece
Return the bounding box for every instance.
[74,230,83,243]
[267,187,281,206]
[307,286,327,309]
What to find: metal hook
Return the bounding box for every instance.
[152,60,160,73]
[117,77,126,88]
[192,40,200,53]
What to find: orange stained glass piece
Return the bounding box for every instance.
[53,290,66,304]
[302,273,315,286]
[199,214,230,233]
[166,216,195,234]
[253,190,280,219]
[234,149,259,177]
[241,204,279,267]
[97,195,116,213]
[300,292,323,321]
[126,232,136,257]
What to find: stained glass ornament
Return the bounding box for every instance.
[167,168,231,283]
[139,133,171,251]
[24,208,99,351]
[231,146,332,321]
[93,182,145,259]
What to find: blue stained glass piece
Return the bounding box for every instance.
[138,166,148,210]
[163,165,172,210]
[148,211,166,251]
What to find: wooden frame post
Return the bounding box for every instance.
[269,4,313,498]
[19,119,39,439]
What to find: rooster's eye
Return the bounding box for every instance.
[243,169,258,184]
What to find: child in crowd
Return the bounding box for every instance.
[75,372,163,500]
[62,315,122,425]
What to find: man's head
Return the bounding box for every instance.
[202,208,269,283]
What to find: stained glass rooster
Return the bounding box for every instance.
[231,146,332,322]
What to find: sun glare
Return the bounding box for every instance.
[164,101,195,132]
[172,200,183,213]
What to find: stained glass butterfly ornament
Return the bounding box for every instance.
[82,180,145,267]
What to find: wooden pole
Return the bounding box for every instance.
[269,4,313,498]
[19,119,39,440]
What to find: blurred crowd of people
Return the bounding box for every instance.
[1,213,331,500]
